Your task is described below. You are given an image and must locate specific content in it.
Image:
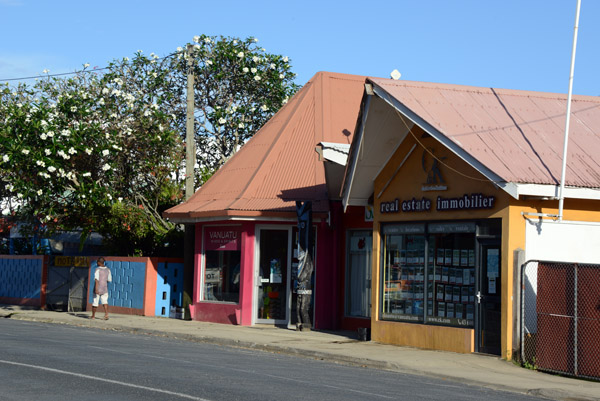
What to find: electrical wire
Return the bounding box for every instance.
[0,51,182,83]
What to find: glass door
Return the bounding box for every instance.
[256,227,291,324]
[476,239,502,355]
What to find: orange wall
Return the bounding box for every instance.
[371,130,510,355]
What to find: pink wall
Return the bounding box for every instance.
[191,219,338,329]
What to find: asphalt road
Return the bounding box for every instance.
[0,319,543,401]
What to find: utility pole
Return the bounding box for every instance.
[183,44,196,320]
[185,44,196,200]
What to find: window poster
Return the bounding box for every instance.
[437,248,445,265]
[444,249,452,265]
[487,248,499,278]
[452,249,460,266]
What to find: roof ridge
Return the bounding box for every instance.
[369,77,600,102]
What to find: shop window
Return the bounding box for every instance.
[381,223,475,328]
[203,250,241,303]
[345,230,372,318]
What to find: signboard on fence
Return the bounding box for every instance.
[54,256,89,267]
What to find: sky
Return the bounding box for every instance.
[1,0,599,96]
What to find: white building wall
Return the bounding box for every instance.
[525,218,600,264]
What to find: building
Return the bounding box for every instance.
[163,72,371,330]
[342,78,600,358]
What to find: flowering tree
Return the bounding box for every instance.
[0,35,298,255]
[168,35,298,178]
[0,61,183,255]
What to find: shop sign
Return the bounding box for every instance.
[382,223,425,235]
[380,193,495,214]
[204,227,240,251]
[429,222,476,234]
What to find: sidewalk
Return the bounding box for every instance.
[2,305,599,401]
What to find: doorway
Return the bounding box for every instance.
[476,239,502,355]
[255,227,291,324]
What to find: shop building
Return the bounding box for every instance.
[342,78,600,358]
[164,72,372,330]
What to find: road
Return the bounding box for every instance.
[0,319,543,401]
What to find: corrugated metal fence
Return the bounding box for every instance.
[521,260,600,380]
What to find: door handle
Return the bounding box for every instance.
[476,291,483,303]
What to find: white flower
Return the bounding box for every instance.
[253,56,259,63]
[270,63,276,69]
[41,120,48,127]
[251,68,257,73]
[107,194,112,200]
[98,98,105,105]
[233,40,238,45]
[85,148,92,155]
[17,193,23,199]
[144,109,152,117]
[45,149,51,155]
[42,69,49,74]
[194,44,200,51]
[206,60,213,66]
[261,105,268,111]
[283,56,289,62]
[61,129,70,136]
[238,123,245,129]
[47,131,54,138]
[82,172,91,177]
[21,149,30,155]
[84,63,90,68]
[237,51,244,58]
[2,155,8,162]
[71,106,77,112]
[218,117,226,125]
[102,88,109,95]
[193,35,200,43]
[243,67,249,73]
[101,163,111,171]
[177,46,183,52]
[279,73,285,79]
[118,197,123,202]
[5,184,13,191]
[36,160,46,167]
[102,149,109,156]
[68,147,76,155]
[112,144,122,151]
[47,166,56,173]
[254,75,261,81]
[283,97,289,104]
[253,38,259,43]
[204,37,211,44]
[151,72,158,78]
[37,189,42,196]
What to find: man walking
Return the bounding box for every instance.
[91,257,112,320]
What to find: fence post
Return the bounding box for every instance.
[513,249,524,359]
[574,263,578,376]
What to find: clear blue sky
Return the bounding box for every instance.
[1,0,598,96]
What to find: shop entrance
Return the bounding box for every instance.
[255,227,291,324]
[476,239,502,355]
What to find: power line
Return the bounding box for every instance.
[0,51,182,83]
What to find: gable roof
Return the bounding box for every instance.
[343,78,600,208]
[164,71,366,222]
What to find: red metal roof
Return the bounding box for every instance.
[369,78,600,189]
[164,72,366,221]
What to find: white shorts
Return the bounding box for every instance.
[92,293,109,307]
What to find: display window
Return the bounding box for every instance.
[381,222,476,327]
[202,227,241,303]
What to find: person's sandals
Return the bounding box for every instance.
[103,316,109,320]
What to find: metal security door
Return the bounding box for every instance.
[476,240,502,355]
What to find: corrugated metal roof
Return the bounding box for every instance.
[164,71,366,221]
[369,78,600,189]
